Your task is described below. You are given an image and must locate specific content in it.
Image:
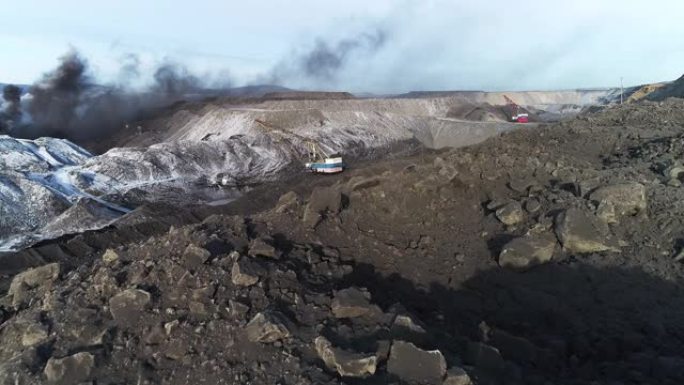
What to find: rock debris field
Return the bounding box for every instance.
[3,99,684,384]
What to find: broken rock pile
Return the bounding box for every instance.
[0,216,476,385]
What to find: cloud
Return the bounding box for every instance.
[3,0,684,94]
[304,0,684,92]
[264,28,388,88]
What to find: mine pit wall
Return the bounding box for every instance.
[395,89,620,105]
[127,92,608,157]
[111,91,617,153]
[0,95,549,263]
[252,90,618,114]
[0,116,523,276]
[106,90,619,151]
[142,103,530,155]
[411,119,522,149]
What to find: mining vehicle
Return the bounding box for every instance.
[305,141,345,174]
[504,95,529,123]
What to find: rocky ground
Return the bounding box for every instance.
[3,99,684,384]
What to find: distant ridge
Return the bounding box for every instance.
[214,84,293,98]
[261,91,355,100]
[647,75,684,101]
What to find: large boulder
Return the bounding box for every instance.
[589,183,646,217]
[391,314,427,335]
[44,352,95,385]
[331,287,376,319]
[109,289,151,324]
[183,244,211,269]
[498,232,557,270]
[555,208,620,253]
[596,201,618,224]
[495,202,524,226]
[443,367,472,385]
[101,249,120,265]
[389,311,428,345]
[524,198,541,214]
[231,258,261,287]
[303,187,344,228]
[666,164,684,187]
[275,191,300,213]
[21,323,49,347]
[387,341,447,384]
[248,237,278,259]
[314,336,377,377]
[245,311,290,343]
[7,263,60,307]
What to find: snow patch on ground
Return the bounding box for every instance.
[0,136,126,251]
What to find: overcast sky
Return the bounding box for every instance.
[1,0,683,93]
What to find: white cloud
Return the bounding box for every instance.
[1,0,683,92]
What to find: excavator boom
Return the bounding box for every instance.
[503,95,529,123]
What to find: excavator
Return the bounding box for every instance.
[254,119,345,174]
[305,141,345,174]
[503,95,529,123]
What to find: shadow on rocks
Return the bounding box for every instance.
[341,261,684,385]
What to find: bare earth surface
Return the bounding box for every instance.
[2,99,684,384]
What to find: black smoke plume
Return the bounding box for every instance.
[5,28,385,145]
[302,30,386,80]
[26,51,89,137]
[10,51,208,145]
[0,84,22,134]
[153,63,201,96]
[267,28,388,85]
[117,53,141,86]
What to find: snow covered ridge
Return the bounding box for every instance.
[0,131,303,251]
[0,136,129,251]
[0,136,92,171]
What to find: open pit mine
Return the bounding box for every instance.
[0,89,621,251]
[1,78,684,385]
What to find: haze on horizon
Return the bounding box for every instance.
[1,0,683,93]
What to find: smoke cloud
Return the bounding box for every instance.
[5,51,210,143]
[117,53,141,86]
[152,62,201,96]
[26,50,89,137]
[301,30,386,80]
[0,84,22,134]
[2,27,384,143]
[266,28,388,87]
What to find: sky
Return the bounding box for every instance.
[1,0,683,93]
